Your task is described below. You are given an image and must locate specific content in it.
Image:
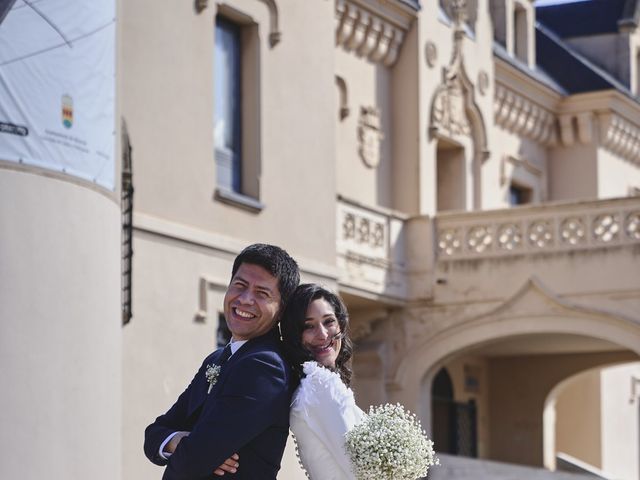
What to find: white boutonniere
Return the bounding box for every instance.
[205,364,221,394]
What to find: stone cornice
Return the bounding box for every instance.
[558,91,640,163]
[599,112,640,164]
[494,56,563,111]
[494,82,558,146]
[335,0,416,67]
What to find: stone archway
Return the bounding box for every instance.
[389,277,640,424]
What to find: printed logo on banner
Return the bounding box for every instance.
[62,94,73,129]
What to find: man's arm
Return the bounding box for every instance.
[161,351,289,480]
[144,359,209,466]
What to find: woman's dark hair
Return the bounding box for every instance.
[281,283,353,386]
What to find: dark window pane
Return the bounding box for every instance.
[214,17,241,192]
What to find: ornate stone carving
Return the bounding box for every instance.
[560,217,586,245]
[599,113,640,166]
[429,0,488,168]
[358,106,384,168]
[436,199,640,258]
[497,223,522,250]
[527,220,553,248]
[626,212,640,240]
[592,214,620,243]
[467,225,493,253]
[432,78,471,136]
[425,41,437,68]
[494,83,557,146]
[341,208,386,250]
[438,228,463,255]
[477,70,489,96]
[335,0,413,67]
[335,75,350,120]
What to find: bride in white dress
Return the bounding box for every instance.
[280,284,366,480]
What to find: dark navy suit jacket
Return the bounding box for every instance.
[144,330,293,479]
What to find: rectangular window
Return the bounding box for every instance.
[213,14,263,212]
[214,17,242,193]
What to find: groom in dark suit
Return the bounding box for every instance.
[144,243,300,479]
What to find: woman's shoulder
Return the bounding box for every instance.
[292,361,355,410]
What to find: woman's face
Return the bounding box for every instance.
[301,298,342,368]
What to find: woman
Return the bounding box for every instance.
[280,283,365,480]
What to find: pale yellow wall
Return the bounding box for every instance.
[391,20,421,215]
[121,0,337,266]
[486,127,548,208]
[597,148,640,198]
[601,362,640,480]
[548,144,598,201]
[555,369,602,468]
[0,168,121,480]
[335,50,393,209]
[488,352,635,467]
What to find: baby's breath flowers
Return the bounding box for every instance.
[205,364,221,394]
[345,403,438,480]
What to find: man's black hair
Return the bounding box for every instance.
[231,243,300,313]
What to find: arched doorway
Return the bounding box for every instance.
[432,367,478,457]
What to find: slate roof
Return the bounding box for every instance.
[535,21,634,97]
[395,0,421,11]
[536,0,638,38]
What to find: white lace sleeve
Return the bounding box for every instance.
[290,362,366,480]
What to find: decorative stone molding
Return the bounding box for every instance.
[213,0,281,46]
[195,0,208,14]
[335,0,415,67]
[494,83,557,146]
[599,113,640,165]
[259,0,281,46]
[429,0,488,157]
[335,75,350,120]
[194,275,228,322]
[436,197,640,259]
[425,41,437,68]
[499,154,542,186]
[558,112,594,147]
[358,106,384,168]
[477,70,489,96]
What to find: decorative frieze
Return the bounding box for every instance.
[599,113,640,165]
[436,198,640,259]
[335,0,414,67]
[494,83,557,146]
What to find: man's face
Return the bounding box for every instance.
[223,263,282,341]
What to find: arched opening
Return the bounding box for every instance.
[432,366,478,457]
[432,367,455,454]
[411,331,639,468]
[544,361,640,479]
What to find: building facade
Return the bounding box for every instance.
[2,0,640,479]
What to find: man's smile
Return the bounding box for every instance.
[233,307,256,319]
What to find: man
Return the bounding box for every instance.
[144,243,300,479]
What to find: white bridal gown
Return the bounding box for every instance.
[289,361,366,480]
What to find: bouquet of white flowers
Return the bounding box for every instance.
[344,403,438,480]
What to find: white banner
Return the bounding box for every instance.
[0,0,115,190]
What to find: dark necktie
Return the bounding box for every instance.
[217,343,233,365]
